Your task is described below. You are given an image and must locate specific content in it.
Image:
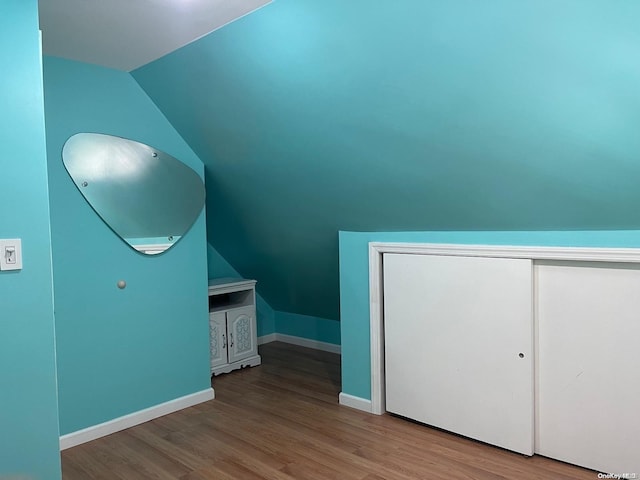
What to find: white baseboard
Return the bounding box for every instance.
[275,333,341,354]
[259,333,341,354]
[339,392,373,413]
[257,333,277,345]
[59,388,215,450]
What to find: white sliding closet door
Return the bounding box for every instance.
[384,253,534,455]
[536,262,640,474]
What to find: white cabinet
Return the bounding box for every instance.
[208,278,261,376]
[382,250,640,474]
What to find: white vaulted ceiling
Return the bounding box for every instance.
[38,0,272,71]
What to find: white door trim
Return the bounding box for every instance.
[368,242,640,416]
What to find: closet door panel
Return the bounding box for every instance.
[536,262,640,474]
[383,253,533,455]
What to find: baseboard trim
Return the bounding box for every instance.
[257,333,277,345]
[339,392,373,413]
[59,388,215,450]
[259,333,341,354]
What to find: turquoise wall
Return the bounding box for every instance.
[132,0,640,324]
[207,243,276,337]
[43,56,211,435]
[275,312,340,346]
[0,2,61,478]
[340,230,640,400]
[208,243,340,342]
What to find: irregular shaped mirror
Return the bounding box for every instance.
[63,133,205,255]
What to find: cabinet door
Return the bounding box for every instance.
[536,262,640,474]
[384,253,534,455]
[227,306,257,364]
[209,312,228,372]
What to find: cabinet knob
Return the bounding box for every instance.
[519,353,525,358]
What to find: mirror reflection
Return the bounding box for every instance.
[63,133,205,254]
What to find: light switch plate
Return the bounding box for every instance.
[0,238,22,271]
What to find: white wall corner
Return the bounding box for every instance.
[59,388,215,450]
[339,392,374,413]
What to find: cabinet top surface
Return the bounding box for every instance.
[208,277,256,293]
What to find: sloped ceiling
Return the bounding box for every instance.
[132,0,640,320]
[38,0,271,71]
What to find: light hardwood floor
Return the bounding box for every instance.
[62,342,595,479]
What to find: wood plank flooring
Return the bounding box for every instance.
[62,342,595,480]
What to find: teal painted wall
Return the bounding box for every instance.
[275,312,340,346]
[207,244,339,342]
[208,243,339,343]
[133,0,640,324]
[208,244,339,343]
[43,56,211,435]
[0,2,61,478]
[207,243,276,336]
[340,230,640,400]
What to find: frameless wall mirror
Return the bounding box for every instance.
[62,133,205,255]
